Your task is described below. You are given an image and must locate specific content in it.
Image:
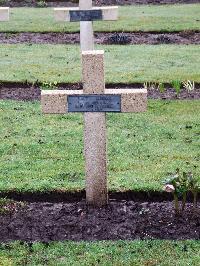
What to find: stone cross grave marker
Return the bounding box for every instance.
[41,50,147,207]
[54,0,118,204]
[0,7,9,21]
[54,0,118,51]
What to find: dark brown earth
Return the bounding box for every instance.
[1,31,200,45]
[0,199,199,242]
[2,0,199,8]
[0,83,200,101]
[0,190,177,203]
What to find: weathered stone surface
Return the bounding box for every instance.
[54,6,118,22]
[82,50,107,207]
[0,7,9,21]
[79,0,94,51]
[82,50,105,94]
[100,6,118,21]
[41,89,147,114]
[41,90,82,114]
[106,88,147,113]
[84,111,107,206]
[80,21,94,51]
[79,0,92,10]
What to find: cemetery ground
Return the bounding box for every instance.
[0,5,199,33]
[0,44,199,83]
[2,0,200,7]
[0,98,200,258]
[0,2,200,265]
[0,5,200,45]
[0,98,200,244]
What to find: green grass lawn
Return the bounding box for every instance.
[0,44,199,83]
[0,99,199,193]
[0,240,200,265]
[0,5,199,33]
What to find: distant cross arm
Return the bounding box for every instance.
[0,7,9,21]
[54,6,118,22]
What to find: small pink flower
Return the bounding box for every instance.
[163,184,175,193]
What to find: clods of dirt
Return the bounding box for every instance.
[94,0,200,4]
[2,0,200,7]
[0,200,199,242]
[102,31,200,45]
[0,83,200,101]
[0,32,200,45]
[0,85,42,101]
[146,86,200,100]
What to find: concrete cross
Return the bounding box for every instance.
[41,51,147,207]
[0,7,9,21]
[54,0,118,51]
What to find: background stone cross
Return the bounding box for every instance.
[41,51,147,207]
[54,0,118,51]
[0,7,9,21]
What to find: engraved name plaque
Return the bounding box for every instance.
[68,95,121,112]
[69,10,103,22]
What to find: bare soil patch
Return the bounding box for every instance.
[0,199,199,243]
[0,83,200,101]
[2,0,199,7]
[0,190,175,203]
[0,31,200,45]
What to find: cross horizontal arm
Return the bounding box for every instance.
[54,6,118,22]
[0,7,9,21]
[41,89,147,114]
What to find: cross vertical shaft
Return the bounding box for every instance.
[82,51,108,206]
[79,0,94,51]
[79,1,107,205]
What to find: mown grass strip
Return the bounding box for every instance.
[0,44,199,83]
[0,100,199,193]
[0,5,199,33]
[0,240,200,266]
